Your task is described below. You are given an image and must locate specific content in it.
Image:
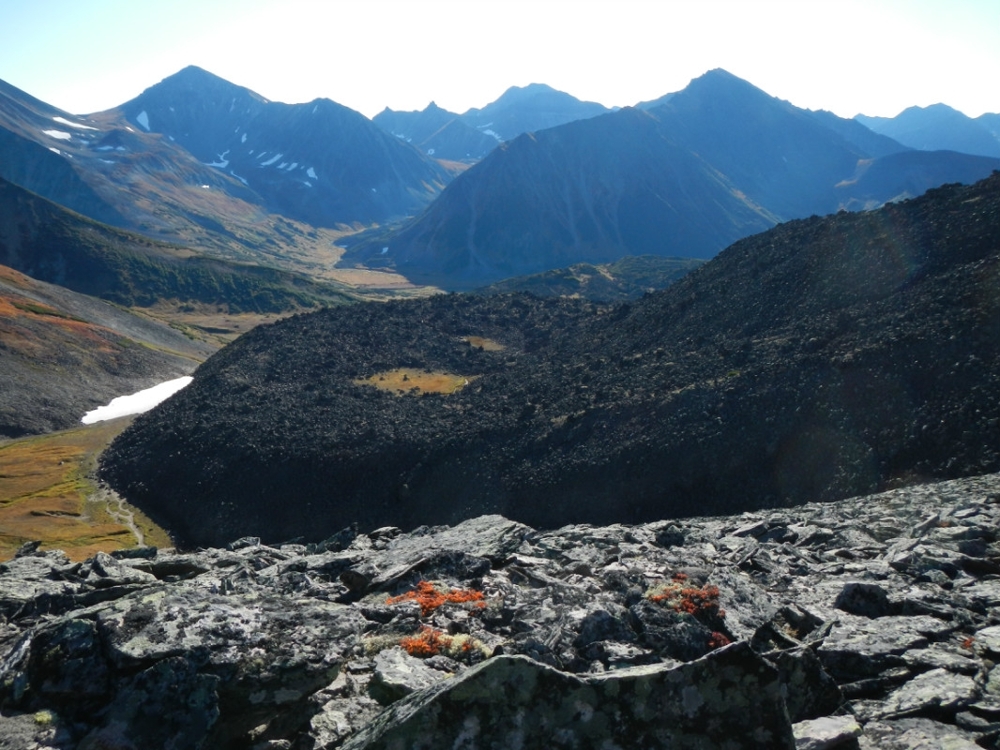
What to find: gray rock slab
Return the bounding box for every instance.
[369,647,449,704]
[792,715,862,750]
[342,644,795,750]
[880,668,978,718]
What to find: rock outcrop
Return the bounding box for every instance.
[3,473,1000,747]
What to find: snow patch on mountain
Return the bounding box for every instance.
[205,150,231,168]
[307,167,318,179]
[136,111,150,131]
[52,116,98,131]
[82,376,193,424]
[259,153,283,166]
[42,130,72,141]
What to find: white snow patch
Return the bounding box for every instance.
[201,184,211,189]
[277,162,288,170]
[381,247,389,255]
[136,111,150,131]
[304,181,312,187]
[260,153,283,166]
[99,159,115,164]
[306,167,318,179]
[205,149,230,168]
[48,147,61,155]
[312,104,318,114]
[230,171,248,186]
[371,188,377,193]
[116,146,126,152]
[81,376,193,424]
[95,145,114,151]
[42,129,72,141]
[241,132,248,143]
[52,116,97,131]
[482,129,502,141]
[287,162,298,170]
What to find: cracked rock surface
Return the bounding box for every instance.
[2,473,1000,748]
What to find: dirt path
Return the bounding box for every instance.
[91,485,144,547]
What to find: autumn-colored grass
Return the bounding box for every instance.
[355,369,477,395]
[462,336,504,351]
[0,422,172,561]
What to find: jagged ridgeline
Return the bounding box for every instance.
[100,173,1000,548]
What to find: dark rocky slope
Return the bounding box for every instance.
[476,254,706,301]
[3,474,1000,747]
[100,172,1000,549]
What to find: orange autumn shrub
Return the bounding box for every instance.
[386,580,486,617]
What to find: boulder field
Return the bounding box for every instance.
[3,473,1000,747]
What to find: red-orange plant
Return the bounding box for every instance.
[399,626,477,658]
[708,632,731,650]
[386,580,486,617]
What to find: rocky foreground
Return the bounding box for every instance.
[2,474,1000,748]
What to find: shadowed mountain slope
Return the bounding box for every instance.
[118,66,451,227]
[345,70,1000,285]
[0,176,352,311]
[347,105,780,284]
[0,263,212,438]
[373,102,498,163]
[100,172,1000,548]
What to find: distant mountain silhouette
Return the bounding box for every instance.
[350,105,779,285]
[374,84,610,163]
[346,70,1000,284]
[118,66,450,226]
[373,102,497,163]
[460,83,610,142]
[857,104,1000,158]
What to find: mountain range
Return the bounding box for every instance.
[99,172,1000,548]
[373,83,611,162]
[346,70,1000,285]
[857,103,1000,158]
[2,64,1000,449]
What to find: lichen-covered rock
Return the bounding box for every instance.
[342,646,794,750]
[792,715,862,750]
[2,473,1000,747]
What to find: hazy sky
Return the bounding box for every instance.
[2,0,998,120]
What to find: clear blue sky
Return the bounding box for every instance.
[2,0,998,119]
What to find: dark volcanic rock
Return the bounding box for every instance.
[101,173,1000,548]
[2,474,1000,747]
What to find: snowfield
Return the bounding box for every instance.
[81,376,193,424]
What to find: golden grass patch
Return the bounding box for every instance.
[0,422,172,561]
[355,368,477,395]
[462,336,504,351]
